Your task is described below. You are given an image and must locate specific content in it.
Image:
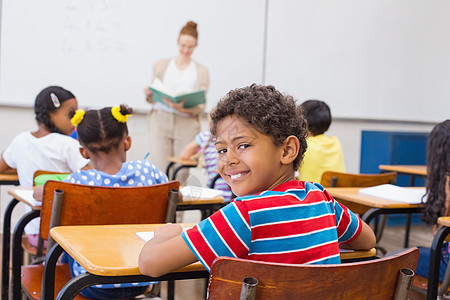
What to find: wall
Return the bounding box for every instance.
[2,0,449,122]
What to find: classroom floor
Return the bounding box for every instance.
[0,212,434,300]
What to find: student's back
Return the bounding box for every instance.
[298,134,345,183]
[4,132,87,187]
[415,119,450,282]
[297,100,345,183]
[63,104,167,299]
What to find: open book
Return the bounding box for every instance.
[149,78,206,108]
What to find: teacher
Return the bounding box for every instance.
[144,21,209,181]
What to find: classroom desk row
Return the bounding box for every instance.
[1,186,224,300]
[1,166,427,299]
[9,186,422,299]
[43,224,377,300]
[328,187,423,249]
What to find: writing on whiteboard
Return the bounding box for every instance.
[61,0,127,55]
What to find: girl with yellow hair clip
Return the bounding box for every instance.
[61,104,167,298]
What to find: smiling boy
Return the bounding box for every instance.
[138,84,376,277]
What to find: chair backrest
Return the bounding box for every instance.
[207,247,419,299]
[39,180,180,241]
[320,171,397,188]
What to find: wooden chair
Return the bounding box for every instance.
[207,247,419,299]
[320,171,397,188]
[16,180,180,300]
[21,171,71,260]
[411,217,450,299]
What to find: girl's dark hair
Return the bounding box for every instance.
[422,119,450,225]
[34,86,76,133]
[77,104,133,154]
[300,100,332,136]
[210,84,308,170]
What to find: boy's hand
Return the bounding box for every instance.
[139,224,198,277]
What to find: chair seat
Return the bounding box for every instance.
[413,275,450,294]
[21,263,91,300]
[22,236,46,257]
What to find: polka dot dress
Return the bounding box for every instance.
[65,160,167,187]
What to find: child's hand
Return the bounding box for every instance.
[154,224,183,240]
[33,185,44,202]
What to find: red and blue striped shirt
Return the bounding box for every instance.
[182,180,362,271]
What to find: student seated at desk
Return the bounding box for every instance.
[180,129,233,202]
[0,86,90,247]
[35,104,168,299]
[139,84,376,277]
[415,120,450,282]
[296,99,345,183]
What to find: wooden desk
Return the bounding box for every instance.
[0,172,19,185]
[2,187,41,300]
[340,247,377,263]
[43,224,377,300]
[43,224,208,300]
[378,164,427,186]
[427,217,450,300]
[166,156,197,180]
[327,187,424,247]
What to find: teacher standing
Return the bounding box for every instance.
[144,21,209,181]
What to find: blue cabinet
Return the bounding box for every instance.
[360,131,428,187]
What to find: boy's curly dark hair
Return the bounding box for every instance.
[34,86,76,133]
[422,119,450,225]
[210,84,308,170]
[77,104,133,154]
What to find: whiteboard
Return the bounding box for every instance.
[0,0,265,111]
[265,0,450,123]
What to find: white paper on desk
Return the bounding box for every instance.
[180,186,223,199]
[136,231,154,242]
[358,184,426,204]
[136,227,192,242]
[13,188,41,206]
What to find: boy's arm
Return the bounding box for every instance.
[180,140,200,160]
[138,224,198,277]
[0,154,15,173]
[345,221,376,250]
